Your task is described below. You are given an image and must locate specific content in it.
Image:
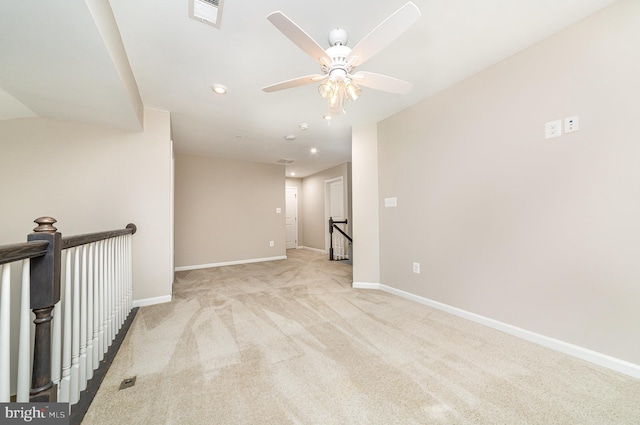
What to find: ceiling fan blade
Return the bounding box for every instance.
[267,12,332,66]
[347,2,421,67]
[262,74,326,92]
[351,71,413,94]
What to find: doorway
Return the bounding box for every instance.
[285,186,298,249]
[324,177,345,252]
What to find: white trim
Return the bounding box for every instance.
[133,295,172,308]
[298,246,327,254]
[352,282,380,290]
[175,256,287,271]
[356,282,640,380]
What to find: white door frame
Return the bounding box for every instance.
[324,176,344,251]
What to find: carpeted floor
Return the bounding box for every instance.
[82,249,640,424]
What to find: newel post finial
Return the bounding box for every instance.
[33,217,58,233]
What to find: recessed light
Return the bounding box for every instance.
[323,114,332,121]
[290,172,296,176]
[284,134,296,141]
[310,148,317,154]
[212,84,227,94]
[299,123,308,130]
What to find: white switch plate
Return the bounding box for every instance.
[413,262,421,274]
[276,208,282,213]
[564,115,579,133]
[269,241,274,247]
[384,197,397,208]
[545,120,562,138]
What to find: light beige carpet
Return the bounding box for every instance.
[82,249,640,424]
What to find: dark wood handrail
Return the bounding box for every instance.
[332,224,353,243]
[0,240,50,266]
[62,223,137,250]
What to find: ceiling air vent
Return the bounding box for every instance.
[276,159,295,164]
[189,0,225,28]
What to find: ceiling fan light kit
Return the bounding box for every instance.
[262,2,421,117]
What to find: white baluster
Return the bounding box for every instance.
[86,243,94,380]
[111,237,117,343]
[106,238,113,346]
[92,241,100,369]
[116,237,122,332]
[121,236,126,325]
[0,264,11,401]
[114,237,121,332]
[127,234,133,315]
[17,260,31,401]
[59,250,72,403]
[79,245,87,391]
[98,240,106,361]
[70,247,81,404]
[119,236,126,327]
[51,298,62,398]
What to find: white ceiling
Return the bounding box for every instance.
[1,0,619,177]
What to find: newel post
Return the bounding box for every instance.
[28,217,62,402]
[329,217,334,261]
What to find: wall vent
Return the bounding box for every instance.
[276,159,295,164]
[189,0,225,28]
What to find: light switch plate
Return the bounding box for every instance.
[384,197,397,208]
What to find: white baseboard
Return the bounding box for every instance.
[352,282,380,290]
[133,295,172,308]
[299,246,328,254]
[175,256,287,271]
[354,282,640,380]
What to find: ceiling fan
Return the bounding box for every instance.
[262,2,422,117]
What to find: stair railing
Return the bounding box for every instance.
[0,217,136,405]
[329,217,352,261]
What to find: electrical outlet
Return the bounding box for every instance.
[564,115,579,133]
[384,197,397,208]
[269,241,274,247]
[413,262,421,274]
[545,120,562,139]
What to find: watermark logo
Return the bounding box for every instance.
[0,404,69,425]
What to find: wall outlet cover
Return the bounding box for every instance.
[545,120,562,138]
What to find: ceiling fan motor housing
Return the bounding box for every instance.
[322,44,353,78]
[328,28,348,46]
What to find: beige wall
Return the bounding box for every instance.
[352,124,380,285]
[285,177,303,247]
[375,0,640,365]
[0,109,174,302]
[174,154,286,267]
[301,163,351,251]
